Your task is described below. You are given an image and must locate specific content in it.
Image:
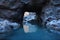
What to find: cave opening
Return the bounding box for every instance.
[23,11,42,26]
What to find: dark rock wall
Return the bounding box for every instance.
[0,0,24,23]
[41,0,60,33]
[0,0,49,24]
[41,0,60,26]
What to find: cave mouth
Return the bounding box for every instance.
[23,11,37,22]
[23,11,42,25]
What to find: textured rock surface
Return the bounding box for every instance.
[46,20,60,34]
[0,18,20,33]
[0,0,24,9]
[0,0,47,23]
[0,9,18,18]
[21,0,45,6]
[41,0,60,33]
[50,0,60,5]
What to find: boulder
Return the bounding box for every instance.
[46,20,60,33]
[0,18,20,33]
[41,5,60,25]
[41,3,60,33]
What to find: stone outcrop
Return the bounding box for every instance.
[41,0,60,33]
[0,18,20,33]
[0,0,48,23]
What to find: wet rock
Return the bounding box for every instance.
[0,0,49,23]
[21,0,45,6]
[46,19,60,33]
[0,9,24,23]
[0,18,20,33]
[0,0,25,23]
[41,6,56,25]
[9,22,20,30]
[50,0,60,5]
[41,2,60,33]
[41,5,60,24]
[0,9,18,18]
[55,6,60,19]
[0,0,24,9]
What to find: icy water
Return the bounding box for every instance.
[7,22,60,40]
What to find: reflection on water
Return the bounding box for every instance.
[23,22,38,33]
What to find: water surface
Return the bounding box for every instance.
[8,22,60,40]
